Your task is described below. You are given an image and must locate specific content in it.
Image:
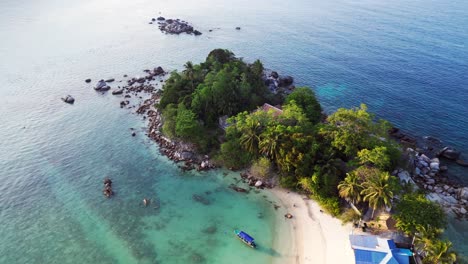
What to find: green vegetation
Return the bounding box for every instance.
[394,193,447,235]
[158,49,456,262]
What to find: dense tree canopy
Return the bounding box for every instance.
[394,193,447,235]
[285,87,322,124]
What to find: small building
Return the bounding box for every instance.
[349,234,413,264]
[258,103,283,117]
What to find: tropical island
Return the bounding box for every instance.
[145,49,458,263]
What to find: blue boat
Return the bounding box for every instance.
[234,230,257,248]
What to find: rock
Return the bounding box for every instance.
[418,160,429,168]
[414,167,421,175]
[157,16,165,21]
[151,18,156,21]
[230,185,248,193]
[420,154,431,163]
[235,27,241,30]
[397,170,412,183]
[105,78,115,83]
[94,80,107,90]
[255,181,263,187]
[430,157,440,163]
[457,187,468,200]
[61,95,75,104]
[180,151,194,160]
[200,160,210,169]
[438,147,461,160]
[278,76,293,86]
[132,132,136,137]
[461,207,467,215]
[193,30,202,35]
[192,194,210,205]
[112,88,124,95]
[284,213,293,219]
[270,71,279,79]
[154,66,165,75]
[426,179,435,185]
[85,78,91,83]
[439,165,448,172]
[100,85,111,91]
[456,159,468,167]
[430,162,440,171]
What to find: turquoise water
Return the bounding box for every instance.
[1,0,468,262]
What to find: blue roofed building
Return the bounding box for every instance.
[349,234,413,264]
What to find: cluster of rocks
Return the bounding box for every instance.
[390,128,468,168]
[144,103,216,171]
[401,148,468,219]
[86,66,167,113]
[103,178,113,198]
[240,171,274,189]
[388,127,417,146]
[263,70,295,95]
[151,17,202,36]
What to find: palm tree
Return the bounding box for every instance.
[239,118,262,154]
[423,240,457,264]
[259,126,283,161]
[338,172,363,204]
[414,225,443,254]
[361,171,394,219]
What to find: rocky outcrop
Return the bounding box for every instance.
[403,148,468,219]
[153,17,202,36]
[438,146,461,160]
[103,178,113,198]
[94,80,109,91]
[262,70,295,95]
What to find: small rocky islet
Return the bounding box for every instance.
[149,16,202,36]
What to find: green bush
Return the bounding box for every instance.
[339,208,361,223]
[315,195,341,217]
[250,157,272,179]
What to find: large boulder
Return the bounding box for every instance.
[430,162,440,171]
[278,76,293,86]
[457,187,468,200]
[62,95,75,104]
[94,80,107,90]
[438,147,461,160]
[397,170,412,183]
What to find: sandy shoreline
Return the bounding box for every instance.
[271,188,354,264]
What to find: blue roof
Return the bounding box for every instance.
[354,250,387,264]
[349,235,412,264]
[239,231,255,242]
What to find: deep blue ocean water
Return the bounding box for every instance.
[1,0,467,262]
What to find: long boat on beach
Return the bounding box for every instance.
[234,230,257,248]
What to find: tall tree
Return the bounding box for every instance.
[361,171,396,218]
[285,87,322,124]
[338,172,363,204]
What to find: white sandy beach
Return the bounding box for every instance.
[271,188,355,264]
